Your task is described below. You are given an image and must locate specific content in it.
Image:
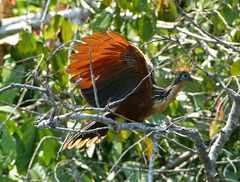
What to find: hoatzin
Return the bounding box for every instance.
[63,32,192,149]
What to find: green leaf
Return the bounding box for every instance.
[0,123,17,171]
[91,12,112,32]
[44,15,63,40]
[52,49,67,72]
[122,161,146,181]
[16,31,37,55]
[100,0,112,9]
[61,19,73,42]
[113,6,123,30]
[119,130,131,141]
[221,4,239,26]
[51,50,68,87]
[210,13,225,35]
[116,0,128,9]
[137,16,154,41]
[29,163,47,180]
[230,60,240,75]
[111,141,122,161]
[59,0,68,3]
[156,0,178,22]
[231,29,240,42]
[0,59,25,103]
[53,15,63,32]
[39,130,58,166]
[0,125,16,155]
[0,175,15,182]
[132,0,147,12]
[169,100,179,116]
[194,47,204,55]
[15,121,37,174]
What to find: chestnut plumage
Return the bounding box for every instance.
[64,32,191,149]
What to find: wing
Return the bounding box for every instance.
[67,32,152,107]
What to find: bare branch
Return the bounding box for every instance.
[0,9,91,38]
[209,97,240,166]
[89,46,100,108]
[160,151,196,170]
[25,136,60,182]
[0,83,47,94]
[148,133,159,182]
[173,0,240,53]
[108,132,152,175]
[37,109,217,180]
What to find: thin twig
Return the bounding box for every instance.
[42,81,58,127]
[40,0,51,32]
[108,132,153,175]
[173,0,240,53]
[89,46,100,108]
[0,83,47,94]
[148,133,158,182]
[25,136,59,182]
[57,121,79,159]
[209,85,240,166]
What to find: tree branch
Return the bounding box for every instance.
[208,77,240,171]
[148,133,159,182]
[36,110,217,180]
[0,8,91,38]
[173,0,240,53]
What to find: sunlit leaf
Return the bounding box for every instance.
[230,60,240,75]
[144,137,154,159]
[231,29,240,42]
[155,0,178,22]
[44,15,63,40]
[100,0,112,9]
[61,19,73,42]
[16,31,37,55]
[119,130,132,141]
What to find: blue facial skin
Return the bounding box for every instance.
[180,72,192,81]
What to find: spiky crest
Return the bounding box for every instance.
[174,57,192,73]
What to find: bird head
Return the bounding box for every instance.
[173,58,192,85]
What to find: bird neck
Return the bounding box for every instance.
[151,82,183,115]
[165,82,183,101]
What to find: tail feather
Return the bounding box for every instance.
[63,121,108,150]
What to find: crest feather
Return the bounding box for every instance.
[174,57,192,72]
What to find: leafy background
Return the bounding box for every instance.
[0,0,240,181]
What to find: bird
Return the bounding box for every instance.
[63,32,192,149]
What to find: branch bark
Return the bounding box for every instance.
[208,84,240,175]
[148,133,158,182]
[0,8,90,38]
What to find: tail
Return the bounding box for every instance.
[63,114,114,149]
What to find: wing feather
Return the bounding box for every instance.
[67,32,152,107]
